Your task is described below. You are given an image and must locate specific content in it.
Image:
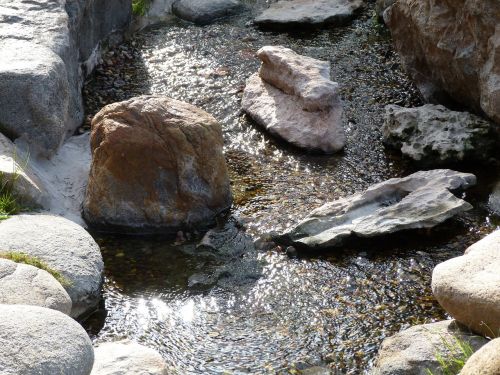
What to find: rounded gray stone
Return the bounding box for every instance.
[0,258,72,314]
[0,213,104,318]
[0,304,94,375]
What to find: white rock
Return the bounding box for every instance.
[242,46,345,153]
[383,104,494,164]
[373,320,488,375]
[0,214,103,318]
[91,340,168,375]
[460,338,500,375]
[255,0,364,28]
[0,258,72,314]
[432,230,500,338]
[0,304,94,375]
[279,170,476,249]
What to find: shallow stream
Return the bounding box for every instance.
[82,1,499,373]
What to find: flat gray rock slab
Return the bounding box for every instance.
[0,214,103,318]
[0,304,94,375]
[91,340,168,374]
[383,104,495,164]
[255,0,364,28]
[432,230,500,338]
[278,169,476,249]
[372,320,487,375]
[172,0,243,25]
[0,258,72,315]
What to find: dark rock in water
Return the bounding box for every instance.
[383,104,496,164]
[277,170,476,250]
[254,0,364,28]
[172,0,243,25]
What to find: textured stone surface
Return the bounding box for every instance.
[278,170,476,249]
[0,258,72,314]
[242,46,345,153]
[385,0,500,125]
[432,230,500,338]
[488,180,500,215]
[83,95,232,233]
[0,132,47,208]
[0,214,104,318]
[255,0,364,28]
[0,0,130,156]
[172,0,243,25]
[0,304,94,375]
[375,0,395,20]
[373,320,487,375]
[383,104,495,164]
[460,338,500,375]
[91,340,168,375]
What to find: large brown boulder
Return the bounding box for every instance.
[385,0,500,125]
[83,96,232,233]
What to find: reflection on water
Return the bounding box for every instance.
[82,1,499,373]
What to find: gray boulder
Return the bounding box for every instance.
[172,0,243,25]
[432,230,500,338]
[0,304,94,375]
[91,340,168,374]
[375,0,395,20]
[278,169,476,249]
[372,320,487,375]
[0,0,130,156]
[460,338,500,375]
[0,258,72,315]
[383,104,495,164]
[0,214,104,318]
[255,0,364,28]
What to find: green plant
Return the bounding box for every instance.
[0,251,71,287]
[132,0,150,16]
[0,170,21,220]
[426,336,476,375]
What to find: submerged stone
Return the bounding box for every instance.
[277,170,476,249]
[242,46,345,153]
[254,0,364,28]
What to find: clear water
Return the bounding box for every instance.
[82,1,499,373]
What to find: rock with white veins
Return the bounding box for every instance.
[0,214,103,318]
[91,340,168,374]
[0,258,72,315]
[278,169,476,249]
[372,320,488,375]
[0,304,94,375]
[432,230,500,338]
[255,0,364,28]
[383,104,495,164]
[242,46,345,153]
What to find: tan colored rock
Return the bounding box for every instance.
[373,320,488,375]
[242,46,345,153]
[432,230,500,338]
[385,0,500,125]
[83,95,232,233]
[460,338,500,375]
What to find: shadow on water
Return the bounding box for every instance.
[81,0,500,373]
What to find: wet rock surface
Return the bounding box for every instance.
[385,0,500,125]
[0,258,72,315]
[254,0,364,28]
[0,304,94,375]
[91,340,168,375]
[373,320,488,375]
[432,230,500,337]
[0,214,104,318]
[83,95,232,233]
[279,170,476,249]
[242,46,345,153]
[383,104,496,164]
[173,0,243,25]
